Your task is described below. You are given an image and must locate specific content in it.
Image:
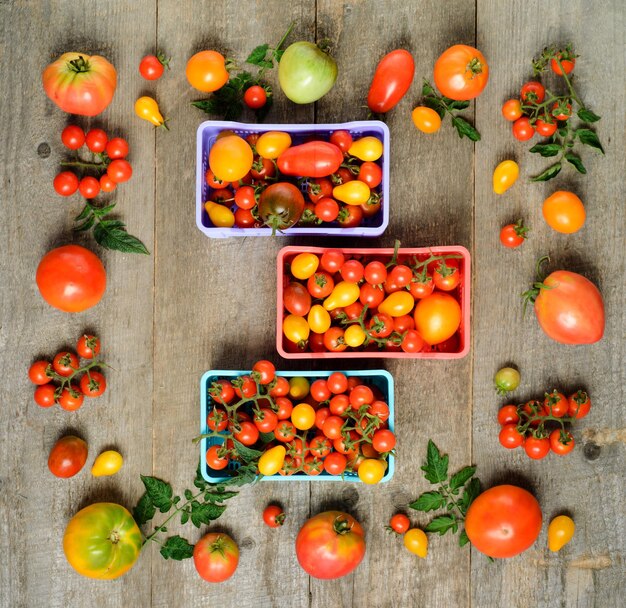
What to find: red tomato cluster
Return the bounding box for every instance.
[53,125,132,199]
[29,335,106,411]
[204,363,393,481]
[502,79,574,142]
[498,389,591,459]
[281,249,464,355]
[204,129,384,230]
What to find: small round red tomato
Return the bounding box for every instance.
[499,425,525,449]
[386,265,413,291]
[303,456,324,476]
[340,260,364,283]
[253,408,277,433]
[551,53,576,76]
[314,197,340,222]
[193,532,239,582]
[209,379,235,405]
[53,352,79,377]
[205,169,230,189]
[465,485,542,558]
[205,444,229,470]
[307,178,333,203]
[275,420,296,443]
[79,176,100,199]
[263,505,285,528]
[80,371,106,397]
[99,174,117,193]
[252,360,275,385]
[53,171,79,196]
[568,391,591,419]
[337,204,363,228]
[393,314,415,333]
[322,415,345,440]
[275,397,294,420]
[329,394,350,416]
[107,159,132,183]
[330,130,353,152]
[309,435,332,458]
[524,436,550,460]
[349,385,374,409]
[372,429,395,452]
[207,407,228,432]
[85,128,108,153]
[308,272,334,298]
[550,429,575,455]
[497,405,520,426]
[359,283,385,308]
[76,335,101,359]
[433,45,488,101]
[535,118,557,137]
[401,329,425,353]
[269,376,290,398]
[512,117,535,141]
[233,375,257,399]
[139,54,168,80]
[320,250,345,274]
[234,421,259,446]
[520,81,545,104]
[368,313,394,339]
[234,207,257,228]
[314,408,331,433]
[432,259,460,291]
[544,390,568,417]
[501,99,522,121]
[409,275,435,299]
[323,327,347,352]
[552,101,572,121]
[58,386,85,411]
[61,125,86,150]
[295,511,365,579]
[283,282,312,316]
[368,400,390,423]
[234,185,256,210]
[358,162,382,188]
[327,372,348,394]
[48,436,88,478]
[323,452,348,476]
[34,384,57,407]
[243,85,267,109]
[105,137,129,159]
[500,219,529,248]
[29,360,52,385]
[364,261,387,285]
[389,513,410,534]
[310,379,331,403]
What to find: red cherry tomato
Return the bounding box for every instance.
[263,505,285,528]
[512,117,534,141]
[520,81,545,104]
[85,128,108,153]
[78,176,100,199]
[105,137,129,159]
[139,54,168,80]
[243,85,267,109]
[107,159,133,183]
[53,171,79,196]
[61,125,86,150]
[524,436,550,460]
[329,130,353,152]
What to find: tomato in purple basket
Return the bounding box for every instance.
[277,142,343,178]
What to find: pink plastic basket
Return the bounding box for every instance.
[276,245,471,359]
[196,120,389,238]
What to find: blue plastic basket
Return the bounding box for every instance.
[195,120,390,238]
[200,369,394,483]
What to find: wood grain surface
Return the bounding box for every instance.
[0,0,623,607]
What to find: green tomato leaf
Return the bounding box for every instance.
[564,152,587,174]
[528,143,561,157]
[132,492,156,526]
[74,215,96,232]
[194,463,209,490]
[449,466,476,491]
[422,80,436,97]
[74,204,92,222]
[531,162,562,182]
[424,515,457,536]
[246,44,270,66]
[575,128,604,153]
[141,475,174,513]
[577,108,601,123]
[159,535,195,561]
[190,501,227,528]
[232,439,263,464]
[204,489,238,503]
[273,48,285,63]
[409,490,446,512]
[451,116,481,141]
[445,99,470,111]
[459,529,470,547]
[180,511,190,525]
[92,202,117,218]
[423,96,445,119]
[421,440,449,484]
[459,478,481,514]
[93,220,150,254]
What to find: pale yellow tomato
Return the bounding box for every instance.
[348,136,383,161]
[308,304,331,333]
[344,324,366,347]
[289,376,310,399]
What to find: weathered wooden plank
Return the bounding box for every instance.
[151,2,315,606]
[473,1,626,607]
[0,1,156,606]
[313,2,476,607]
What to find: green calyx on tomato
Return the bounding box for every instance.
[257,182,305,234]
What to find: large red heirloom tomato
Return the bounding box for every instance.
[42,53,117,116]
[36,245,107,313]
[465,485,542,558]
[532,270,604,344]
[295,511,366,579]
[63,503,142,579]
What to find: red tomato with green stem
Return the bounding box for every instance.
[29,360,52,385]
[309,435,332,458]
[550,429,574,455]
[551,52,576,75]
[323,327,347,352]
[205,445,229,470]
[139,54,169,80]
[552,101,572,121]
[524,436,550,460]
[34,384,57,407]
[337,204,363,228]
[499,425,525,449]
[254,408,278,433]
[544,390,568,417]
[263,505,285,528]
[512,117,535,141]
[234,421,259,446]
[307,178,333,203]
[308,272,334,298]
[535,118,557,137]
[360,283,385,308]
[520,81,545,104]
[401,330,425,353]
[357,162,382,188]
[207,407,228,432]
[500,219,529,248]
[367,49,415,113]
[58,386,84,411]
[434,45,488,100]
[433,259,460,291]
[250,156,275,180]
[243,85,267,109]
[275,397,294,420]
[193,533,239,582]
[275,420,296,443]
[79,371,106,397]
[314,197,339,222]
[296,511,366,579]
[368,313,394,338]
[409,274,435,299]
[252,360,275,385]
[568,391,591,418]
[53,352,79,377]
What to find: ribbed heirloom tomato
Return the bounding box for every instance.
[193,533,239,582]
[63,503,142,579]
[296,511,366,579]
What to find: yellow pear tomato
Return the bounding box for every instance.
[323,281,360,310]
[378,291,415,317]
[205,201,235,228]
[91,450,123,477]
[404,528,428,558]
[492,160,519,194]
[348,136,383,161]
[333,181,371,205]
[548,515,575,552]
[258,446,286,476]
[135,96,167,128]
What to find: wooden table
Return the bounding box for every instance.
[1,1,624,606]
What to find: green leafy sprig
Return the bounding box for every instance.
[421,81,481,141]
[409,440,480,547]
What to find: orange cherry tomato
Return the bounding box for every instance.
[542,191,585,234]
[434,45,489,100]
[186,51,229,92]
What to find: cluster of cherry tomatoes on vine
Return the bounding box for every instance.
[202,361,394,484]
[29,335,106,411]
[53,125,132,199]
[498,389,591,460]
[281,248,464,355]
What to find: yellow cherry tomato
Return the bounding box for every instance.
[378,291,415,317]
[357,459,386,484]
[323,281,360,311]
[209,134,254,182]
[404,528,428,558]
[307,304,331,334]
[344,324,366,347]
[291,252,320,280]
[548,515,575,552]
[135,96,167,128]
[289,376,310,399]
[291,403,316,430]
[258,445,286,476]
[256,131,292,159]
[283,314,310,343]
[411,106,442,133]
[333,181,371,206]
[204,201,235,228]
[91,450,124,477]
[493,160,519,194]
[348,136,383,161]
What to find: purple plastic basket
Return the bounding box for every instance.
[195,120,390,238]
